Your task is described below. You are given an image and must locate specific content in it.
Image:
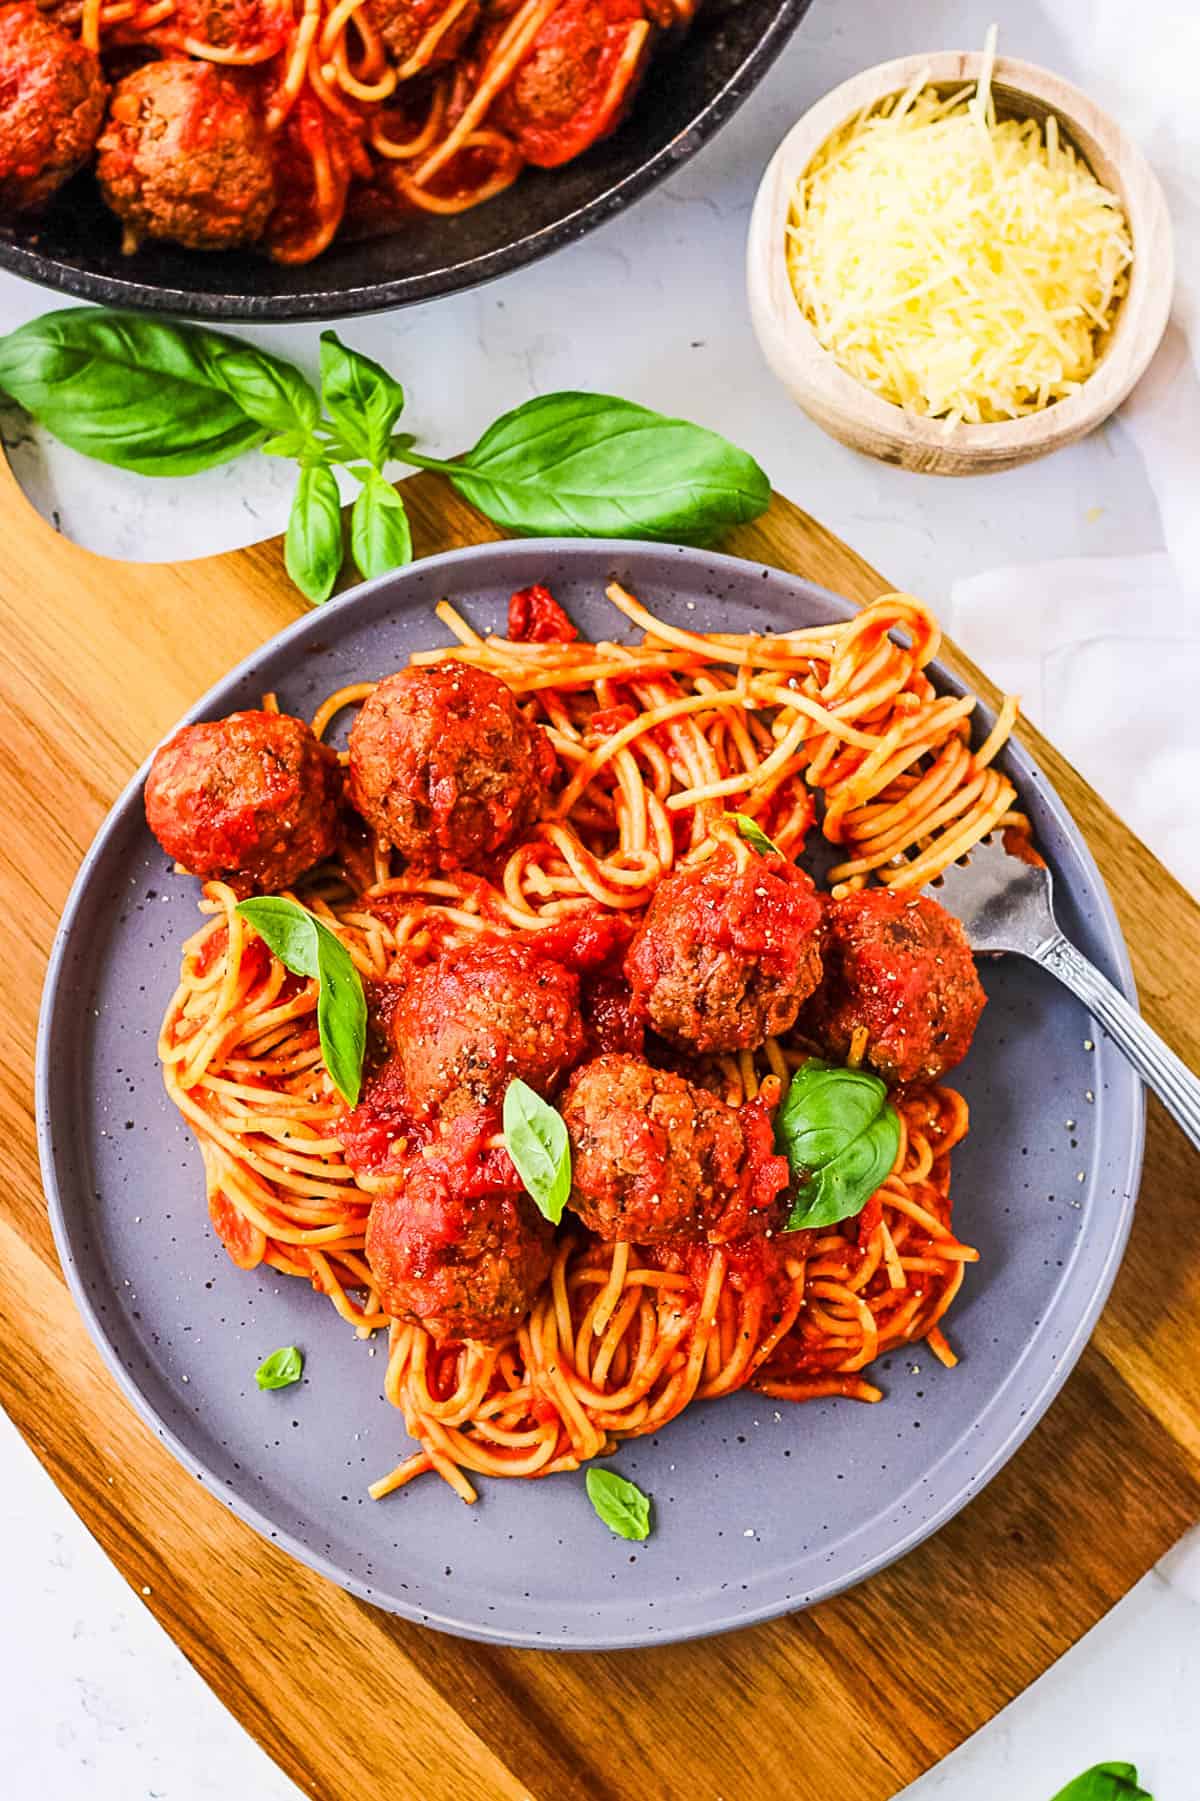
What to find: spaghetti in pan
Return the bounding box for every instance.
[150,583,1024,1502]
[0,0,687,265]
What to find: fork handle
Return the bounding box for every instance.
[1036,934,1200,1151]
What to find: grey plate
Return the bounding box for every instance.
[37,541,1144,1650]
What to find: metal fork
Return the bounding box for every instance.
[928,838,1200,1150]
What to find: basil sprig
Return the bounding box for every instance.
[235,897,366,1106]
[502,1078,571,1224]
[0,309,771,605]
[1049,1765,1153,1801]
[403,392,770,542]
[255,1345,304,1390]
[585,1467,651,1541]
[730,812,783,858]
[775,1058,901,1232]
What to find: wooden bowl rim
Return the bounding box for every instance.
[746,50,1175,459]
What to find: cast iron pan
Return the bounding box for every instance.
[0,0,813,320]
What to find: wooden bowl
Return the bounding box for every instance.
[746,52,1174,474]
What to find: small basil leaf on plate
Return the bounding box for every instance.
[255,1345,304,1390]
[314,921,367,1110]
[439,392,770,544]
[503,1078,571,1224]
[350,471,413,580]
[285,463,344,605]
[775,1058,900,1232]
[730,812,783,857]
[0,308,270,475]
[1049,1765,1153,1801]
[235,898,365,1106]
[585,1467,651,1541]
[319,330,405,468]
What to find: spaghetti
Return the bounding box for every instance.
[157,586,1016,1501]
[50,0,677,261]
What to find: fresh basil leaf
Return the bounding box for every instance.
[285,463,344,605]
[262,429,317,460]
[234,895,321,976]
[314,921,367,1109]
[0,308,269,475]
[350,471,413,580]
[255,1345,304,1390]
[731,813,783,858]
[429,392,770,543]
[320,330,405,468]
[585,1467,651,1541]
[503,1078,571,1224]
[206,343,319,436]
[1049,1764,1153,1801]
[236,898,366,1106]
[776,1058,900,1232]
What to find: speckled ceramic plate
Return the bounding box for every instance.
[0,0,811,321]
[37,541,1144,1648]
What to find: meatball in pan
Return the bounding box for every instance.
[96,62,275,252]
[0,5,107,216]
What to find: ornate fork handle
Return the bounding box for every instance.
[1037,934,1200,1151]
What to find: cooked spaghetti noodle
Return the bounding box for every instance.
[46,0,680,262]
[157,586,1016,1500]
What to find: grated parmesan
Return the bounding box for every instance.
[785,33,1134,426]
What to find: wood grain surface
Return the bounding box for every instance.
[1,452,1198,1801]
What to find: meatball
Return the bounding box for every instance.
[0,6,106,216]
[798,888,986,1085]
[150,0,292,53]
[347,661,556,871]
[365,1114,553,1341]
[562,1054,789,1244]
[490,0,651,168]
[367,0,480,69]
[625,842,824,1053]
[391,938,584,1120]
[96,62,275,252]
[144,710,341,894]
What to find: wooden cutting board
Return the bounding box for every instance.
[2,450,1198,1801]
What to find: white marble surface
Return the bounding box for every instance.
[3,0,1199,1793]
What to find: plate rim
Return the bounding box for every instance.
[35,537,1146,1648]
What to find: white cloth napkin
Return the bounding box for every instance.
[947,7,1200,899]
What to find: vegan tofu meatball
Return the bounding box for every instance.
[798,888,986,1086]
[365,1112,553,1341]
[562,1053,789,1244]
[625,842,824,1054]
[391,938,584,1120]
[0,5,106,216]
[96,62,275,252]
[347,661,556,871]
[144,710,341,895]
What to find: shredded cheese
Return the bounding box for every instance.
[785,32,1134,426]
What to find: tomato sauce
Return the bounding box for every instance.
[508,584,578,643]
